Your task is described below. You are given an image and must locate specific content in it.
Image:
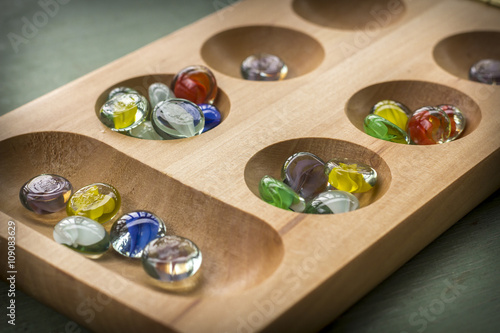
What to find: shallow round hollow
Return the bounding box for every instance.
[200,26,325,80]
[292,0,406,30]
[95,74,230,137]
[346,80,482,141]
[433,31,500,81]
[244,138,391,210]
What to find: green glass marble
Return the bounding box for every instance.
[53,216,110,258]
[258,175,306,212]
[363,114,410,144]
[304,190,359,214]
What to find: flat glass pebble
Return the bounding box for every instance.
[108,86,139,100]
[148,82,175,109]
[110,211,166,258]
[100,93,149,132]
[19,174,72,214]
[364,114,410,144]
[53,216,110,258]
[241,53,288,81]
[408,106,451,145]
[258,175,306,212]
[67,183,121,224]
[370,100,411,131]
[469,59,500,85]
[152,98,205,139]
[304,190,359,214]
[198,103,221,133]
[142,235,202,282]
[172,65,218,104]
[281,152,328,202]
[128,120,165,140]
[438,104,466,142]
[325,158,377,193]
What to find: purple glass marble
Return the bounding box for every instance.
[198,103,221,132]
[469,59,500,85]
[19,174,73,214]
[241,53,288,81]
[281,152,329,202]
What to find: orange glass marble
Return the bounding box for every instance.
[407,106,451,145]
[171,65,218,104]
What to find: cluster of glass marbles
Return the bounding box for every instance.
[469,59,500,85]
[241,53,288,81]
[99,65,221,140]
[20,174,201,287]
[363,100,466,145]
[258,152,377,214]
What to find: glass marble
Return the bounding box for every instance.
[407,106,451,145]
[469,59,500,85]
[258,175,306,212]
[281,152,329,202]
[241,53,288,81]
[438,104,466,142]
[110,211,166,258]
[363,114,411,144]
[304,190,359,214]
[152,98,205,139]
[370,100,411,131]
[100,93,149,132]
[53,216,110,258]
[198,103,221,133]
[172,65,218,104]
[19,174,72,214]
[128,120,165,140]
[325,158,377,193]
[108,86,139,100]
[142,235,202,282]
[148,82,175,109]
[67,183,121,224]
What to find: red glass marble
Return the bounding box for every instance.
[407,106,451,145]
[171,65,218,104]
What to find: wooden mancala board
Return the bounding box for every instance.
[1,0,499,332]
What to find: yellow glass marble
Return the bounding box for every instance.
[66,183,120,224]
[371,100,411,131]
[327,162,374,193]
[99,93,148,132]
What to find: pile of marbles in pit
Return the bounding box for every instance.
[99,65,222,140]
[258,152,377,214]
[469,59,500,85]
[20,174,201,287]
[363,100,466,145]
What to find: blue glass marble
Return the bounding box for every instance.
[110,211,167,258]
[198,103,221,132]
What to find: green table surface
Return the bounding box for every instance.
[1,1,499,332]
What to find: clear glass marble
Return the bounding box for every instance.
[324,158,377,193]
[408,106,451,145]
[108,86,139,100]
[305,190,359,214]
[364,114,410,144]
[142,235,202,283]
[281,152,328,202]
[241,53,288,81]
[66,183,121,224]
[172,65,218,104]
[148,82,175,109]
[469,59,500,85]
[110,211,166,258]
[127,120,165,140]
[100,93,149,132]
[19,174,72,214]
[370,99,412,131]
[151,98,205,139]
[53,216,110,258]
[438,104,466,142]
[259,175,306,212]
[198,103,221,133]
